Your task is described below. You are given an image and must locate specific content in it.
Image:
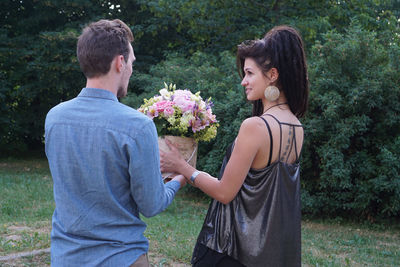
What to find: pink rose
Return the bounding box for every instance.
[164,106,175,117]
[174,97,195,112]
[154,100,173,112]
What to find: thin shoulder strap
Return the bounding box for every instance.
[265,114,283,159]
[293,126,299,161]
[259,116,273,166]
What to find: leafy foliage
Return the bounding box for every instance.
[1,0,399,219]
[302,23,400,219]
[0,29,83,152]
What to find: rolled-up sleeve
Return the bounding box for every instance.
[127,120,180,217]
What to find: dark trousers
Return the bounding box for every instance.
[192,243,245,267]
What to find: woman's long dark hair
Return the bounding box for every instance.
[236,25,309,118]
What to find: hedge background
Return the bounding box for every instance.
[1,0,399,220]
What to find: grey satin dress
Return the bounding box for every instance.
[192,115,302,267]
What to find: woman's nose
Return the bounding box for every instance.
[241,78,247,86]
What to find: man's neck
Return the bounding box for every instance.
[86,76,118,96]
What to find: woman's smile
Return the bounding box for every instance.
[241,58,270,101]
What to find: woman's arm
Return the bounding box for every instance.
[160,117,267,204]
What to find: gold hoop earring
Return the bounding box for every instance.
[264,86,280,102]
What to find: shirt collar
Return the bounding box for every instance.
[78,88,118,102]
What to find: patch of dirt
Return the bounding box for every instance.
[3,236,21,249]
[0,159,49,172]
[0,249,50,266]
[1,223,189,266]
[302,221,334,231]
[7,226,30,232]
[0,249,189,267]
[6,222,50,234]
[376,240,400,248]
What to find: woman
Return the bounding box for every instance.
[160,25,309,267]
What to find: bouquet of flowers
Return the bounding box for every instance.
[138,83,219,142]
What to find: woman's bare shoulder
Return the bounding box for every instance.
[240,116,269,130]
[237,117,272,139]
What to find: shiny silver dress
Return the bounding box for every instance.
[192,115,302,267]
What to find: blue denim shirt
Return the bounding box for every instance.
[45,88,180,266]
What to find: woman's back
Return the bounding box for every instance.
[251,107,304,170]
[195,110,303,266]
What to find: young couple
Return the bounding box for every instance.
[45,18,308,267]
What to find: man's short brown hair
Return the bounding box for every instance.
[77,19,134,78]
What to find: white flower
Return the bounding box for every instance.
[198,100,206,110]
[159,88,170,98]
[154,96,163,101]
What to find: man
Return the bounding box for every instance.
[45,19,185,266]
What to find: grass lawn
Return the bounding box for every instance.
[0,157,399,266]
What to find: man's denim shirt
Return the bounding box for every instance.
[45,88,180,266]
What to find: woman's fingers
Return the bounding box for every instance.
[165,138,179,153]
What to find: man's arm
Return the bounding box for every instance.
[128,120,181,217]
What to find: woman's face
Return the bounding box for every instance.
[241,58,270,101]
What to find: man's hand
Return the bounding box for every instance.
[170,174,187,188]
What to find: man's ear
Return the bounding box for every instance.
[114,55,125,73]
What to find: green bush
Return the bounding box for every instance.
[0,30,83,153]
[1,1,399,219]
[301,23,400,219]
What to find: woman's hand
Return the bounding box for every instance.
[160,139,187,174]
